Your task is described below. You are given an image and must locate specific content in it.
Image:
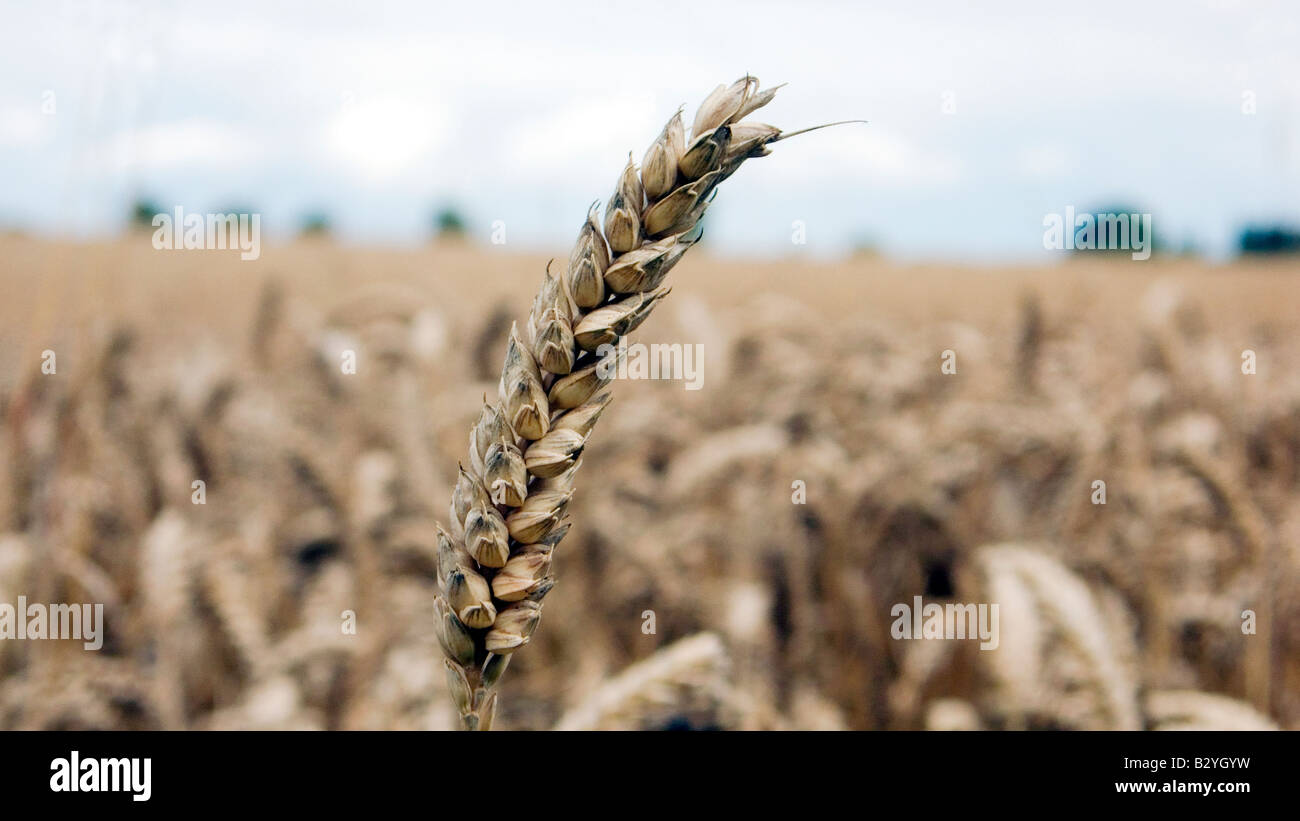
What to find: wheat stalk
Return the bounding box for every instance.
[434,77,836,730]
[975,544,1142,730]
[552,633,731,731]
[1144,689,1279,731]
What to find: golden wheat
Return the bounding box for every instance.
[553,632,732,730]
[434,76,802,730]
[0,201,1295,731]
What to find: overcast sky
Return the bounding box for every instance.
[1,0,1297,260]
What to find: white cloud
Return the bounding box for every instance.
[103,120,261,171]
[0,107,51,147]
[767,124,963,187]
[1018,144,1074,180]
[322,98,448,185]
[502,95,662,184]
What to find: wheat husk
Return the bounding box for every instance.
[433,77,792,729]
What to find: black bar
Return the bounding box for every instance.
[3,730,1287,809]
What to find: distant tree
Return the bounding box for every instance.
[1072,203,1162,256]
[1239,224,1300,255]
[129,197,164,229]
[434,205,468,239]
[849,232,879,258]
[299,212,332,238]
[214,203,256,217]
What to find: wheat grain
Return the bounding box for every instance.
[434,76,801,730]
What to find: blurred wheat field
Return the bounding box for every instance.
[4,236,1299,356]
[0,234,1296,730]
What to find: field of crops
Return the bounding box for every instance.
[0,234,1295,730]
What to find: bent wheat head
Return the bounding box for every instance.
[436,77,803,730]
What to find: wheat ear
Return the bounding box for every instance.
[435,77,809,730]
[552,633,731,731]
[975,544,1142,730]
[1144,689,1279,731]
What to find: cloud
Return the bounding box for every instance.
[322,98,448,185]
[767,124,963,187]
[502,95,661,185]
[1018,144,1074,180]
[103,120,261,172]
[0,107,52,147]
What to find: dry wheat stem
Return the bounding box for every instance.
[435,76,819,730]
[552,633,731,731]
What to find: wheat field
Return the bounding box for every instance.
[0,232,1295,730]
